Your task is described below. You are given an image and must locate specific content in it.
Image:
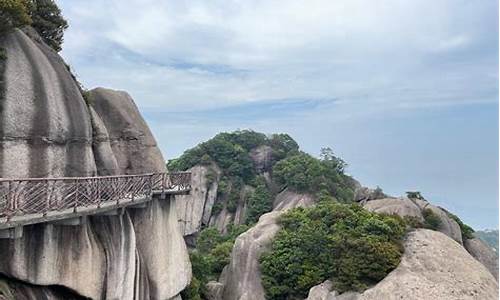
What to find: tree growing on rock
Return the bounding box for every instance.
[0,0,31,33]
[28,0,68,51]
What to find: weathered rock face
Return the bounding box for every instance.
[338,229,498,300]
[175,165,220,236]
[90,87,166,174]
[306,230,498,300]
[464,238,499,281]
[249,145,273,173]
[0,28,95,178]
[362,197,463,244]
[0,28,190,300]
[220,190,314,300]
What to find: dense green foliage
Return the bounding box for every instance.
[421,208,442,230]
[445,211,475,240]
[0,0,67,52]
[28,0,68,51]
[182,224,249,300]
[475,230,499,253]
[168,131,301,220]
[246,176,273,224]
[260,202,406,299]
[272,148,354,202]
[0,0,31,33]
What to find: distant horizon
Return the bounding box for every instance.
[58,0,499,230]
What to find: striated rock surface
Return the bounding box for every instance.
[175,165,220,236]
[221,190,314,300]
[464,238,499,281]
[89,87,166,174]
[0,28,95,178]
[0,28,190,299]
[250,145,273,173]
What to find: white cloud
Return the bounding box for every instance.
[58,0,498,111]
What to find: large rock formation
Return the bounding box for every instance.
[306,230,498,300]
[0,28,190,299]
[220,191,314,300]
[175,165,221,237]
[318,230,498,300]
[464,238,499,281]
[362,197,463,244]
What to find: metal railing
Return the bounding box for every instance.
[0,172,191,221]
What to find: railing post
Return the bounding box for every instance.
[74,178,79,213]
[44,179,50,217]
[96,178,100,208]
[6,181,12,221]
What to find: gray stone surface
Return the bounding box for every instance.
[362,197,423,221]
[348,229,498,300]
[0,28,190,299]
[1,28,95,178]
[363,197,463,244]
[221,190,314,300]
[89,87,166,174]
[175,165,220,236]
[205,281,224,300]
[250,145,273,173]
[464,238,499,281]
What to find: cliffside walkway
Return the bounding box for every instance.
[0,172,191,235]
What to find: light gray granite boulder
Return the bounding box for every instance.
[89,87,166,174]
[175,165,220,236]
[205,281,224,300]
[0,28,190,300]
[0,28,96,178]
[221,190,314,300]
[464,238,499,281]
[363,197,463,244]
[341,229,498,300]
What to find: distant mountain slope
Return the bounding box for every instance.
[475,230,499,253]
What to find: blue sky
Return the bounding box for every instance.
[58,0,498,229]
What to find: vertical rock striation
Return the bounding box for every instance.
[0,28,190,299]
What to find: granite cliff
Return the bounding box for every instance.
[0,28,190,299]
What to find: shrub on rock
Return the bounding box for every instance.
[260,202,406,300]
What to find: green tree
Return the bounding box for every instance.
[246,177,273,224]
[29,0,68,52]
[0,0,31,33]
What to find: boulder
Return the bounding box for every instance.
[89,87,166,174]
[306,280,336,300]
[175,165,221,236]
[0,28,190,299]
[273,188,314,211]
[205,281,224,300]
[464,238,499,281]
[362,197,423,221]
[363,198,463,244]
[0,28,95,178]
[345,229,498,300]
[221,190,314,300]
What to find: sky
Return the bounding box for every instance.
[57,0,498,229]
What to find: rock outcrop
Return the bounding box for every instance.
[362,197,463,244]
[340,229,497,300]
[220,191,314,300]
[0,28,190,299]
[175,165,220,237]
[464,238,499,281]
